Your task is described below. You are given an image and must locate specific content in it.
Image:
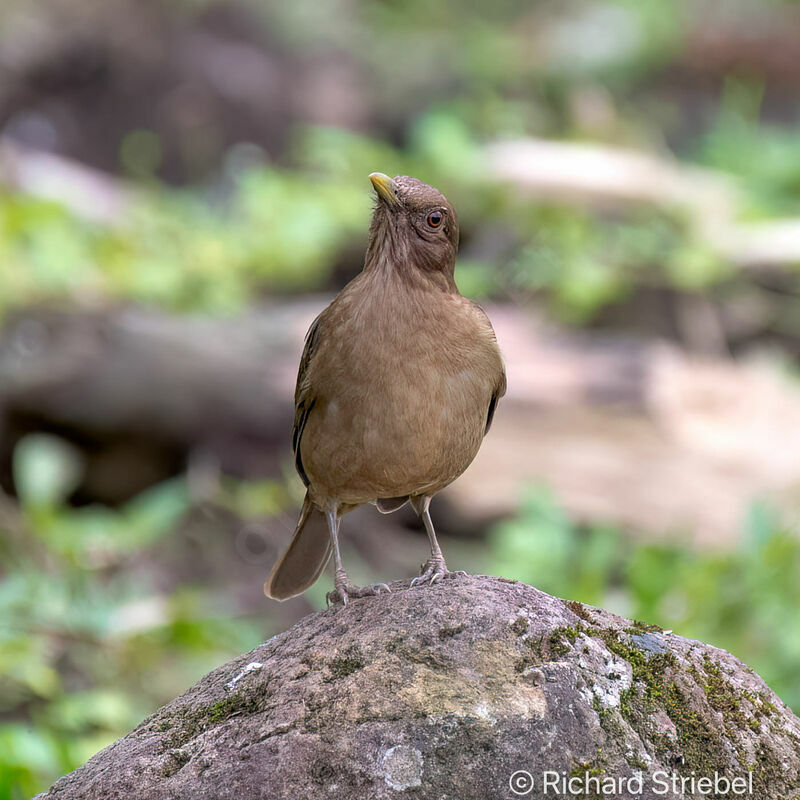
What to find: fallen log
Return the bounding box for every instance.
[0,138,132,223]
[485,137,800,269]
[2,302,799,542]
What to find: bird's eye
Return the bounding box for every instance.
[427,210,444,228]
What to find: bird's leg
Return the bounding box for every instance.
[411,497,467,587]
[324,507,390,606]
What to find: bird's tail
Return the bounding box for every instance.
[264,494,332,600]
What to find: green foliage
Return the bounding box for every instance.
[699,76,800,217]
[2,97,796,326]
[0,0,798,326]
[495,204,728,321]
[11,435,191,567]
[1,98,797,325]
[0,119,485,318]
[0,163,369,316]
[490,488,800,711]
[0,437,265,799]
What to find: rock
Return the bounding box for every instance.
[41,576,800,799]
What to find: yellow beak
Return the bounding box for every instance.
[369,172,399,207]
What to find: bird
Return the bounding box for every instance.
[264,172,506,606]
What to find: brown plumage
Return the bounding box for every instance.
[265,173,506,605]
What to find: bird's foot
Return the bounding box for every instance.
[326,577,390,607]
[411,558,466,587]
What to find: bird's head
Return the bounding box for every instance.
[365,173,459,284]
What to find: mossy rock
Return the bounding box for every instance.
[39,576,800,799]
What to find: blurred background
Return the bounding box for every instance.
[1,0,800,795]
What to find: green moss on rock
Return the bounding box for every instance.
[565,600,595,623]
[326,647,365,680]
[439,623,466,639]
[509,617,529,636]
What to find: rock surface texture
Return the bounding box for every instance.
[42,576,800,799]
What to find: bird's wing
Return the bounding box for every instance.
[467,300,507,435]
[292,312,324,487]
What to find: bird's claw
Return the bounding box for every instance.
[327,581,390,607]
[411,560,466,587]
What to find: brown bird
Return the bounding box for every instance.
[265,173,506,605]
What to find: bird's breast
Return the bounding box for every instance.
[301,294,497,505]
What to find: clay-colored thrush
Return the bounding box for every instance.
[265,173,506,605]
